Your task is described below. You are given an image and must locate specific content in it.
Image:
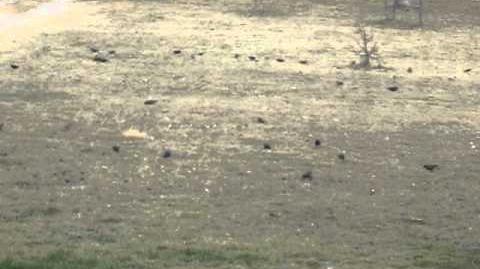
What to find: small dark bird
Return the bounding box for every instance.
[464,68,472,73]
[336,81,344,86]
[268,212,280,218]
[248,56,257,61]
[10,63,19,69]
[299,60,308,65]
[88,46,99,53]
[387,86,399,92]
[144,99,158,105]
[112,145,120,152]
[163,149,172,158]
[234,54,241,59]
[276,58,285,63]
[302,171,313,180]
[314,139,321,147]
[263,143,272,150]
[337,153,345,160]
[407,67,413,73]
[93,54,108,63]
[256,117,266,124]
[423,164,439,172]
[173,49,182,55]
[197,52,205,56]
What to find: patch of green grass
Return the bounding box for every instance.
[0,251,117,269]
[413,244,480,269]
[0,247,270,269]
[150,246,269,267]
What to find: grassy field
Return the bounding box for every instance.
[1,0,480,268]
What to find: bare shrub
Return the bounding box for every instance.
[352,26,384,69]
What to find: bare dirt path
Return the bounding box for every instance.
[0,0,103,55]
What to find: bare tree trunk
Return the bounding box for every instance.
[385,0,423,26]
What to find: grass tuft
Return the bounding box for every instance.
[413,244,480,269]
[0,251,116,269]
[151,246,268,267]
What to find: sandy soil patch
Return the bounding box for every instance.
[0,0,103,54]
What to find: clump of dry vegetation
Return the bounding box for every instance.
[352,26,384,69]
